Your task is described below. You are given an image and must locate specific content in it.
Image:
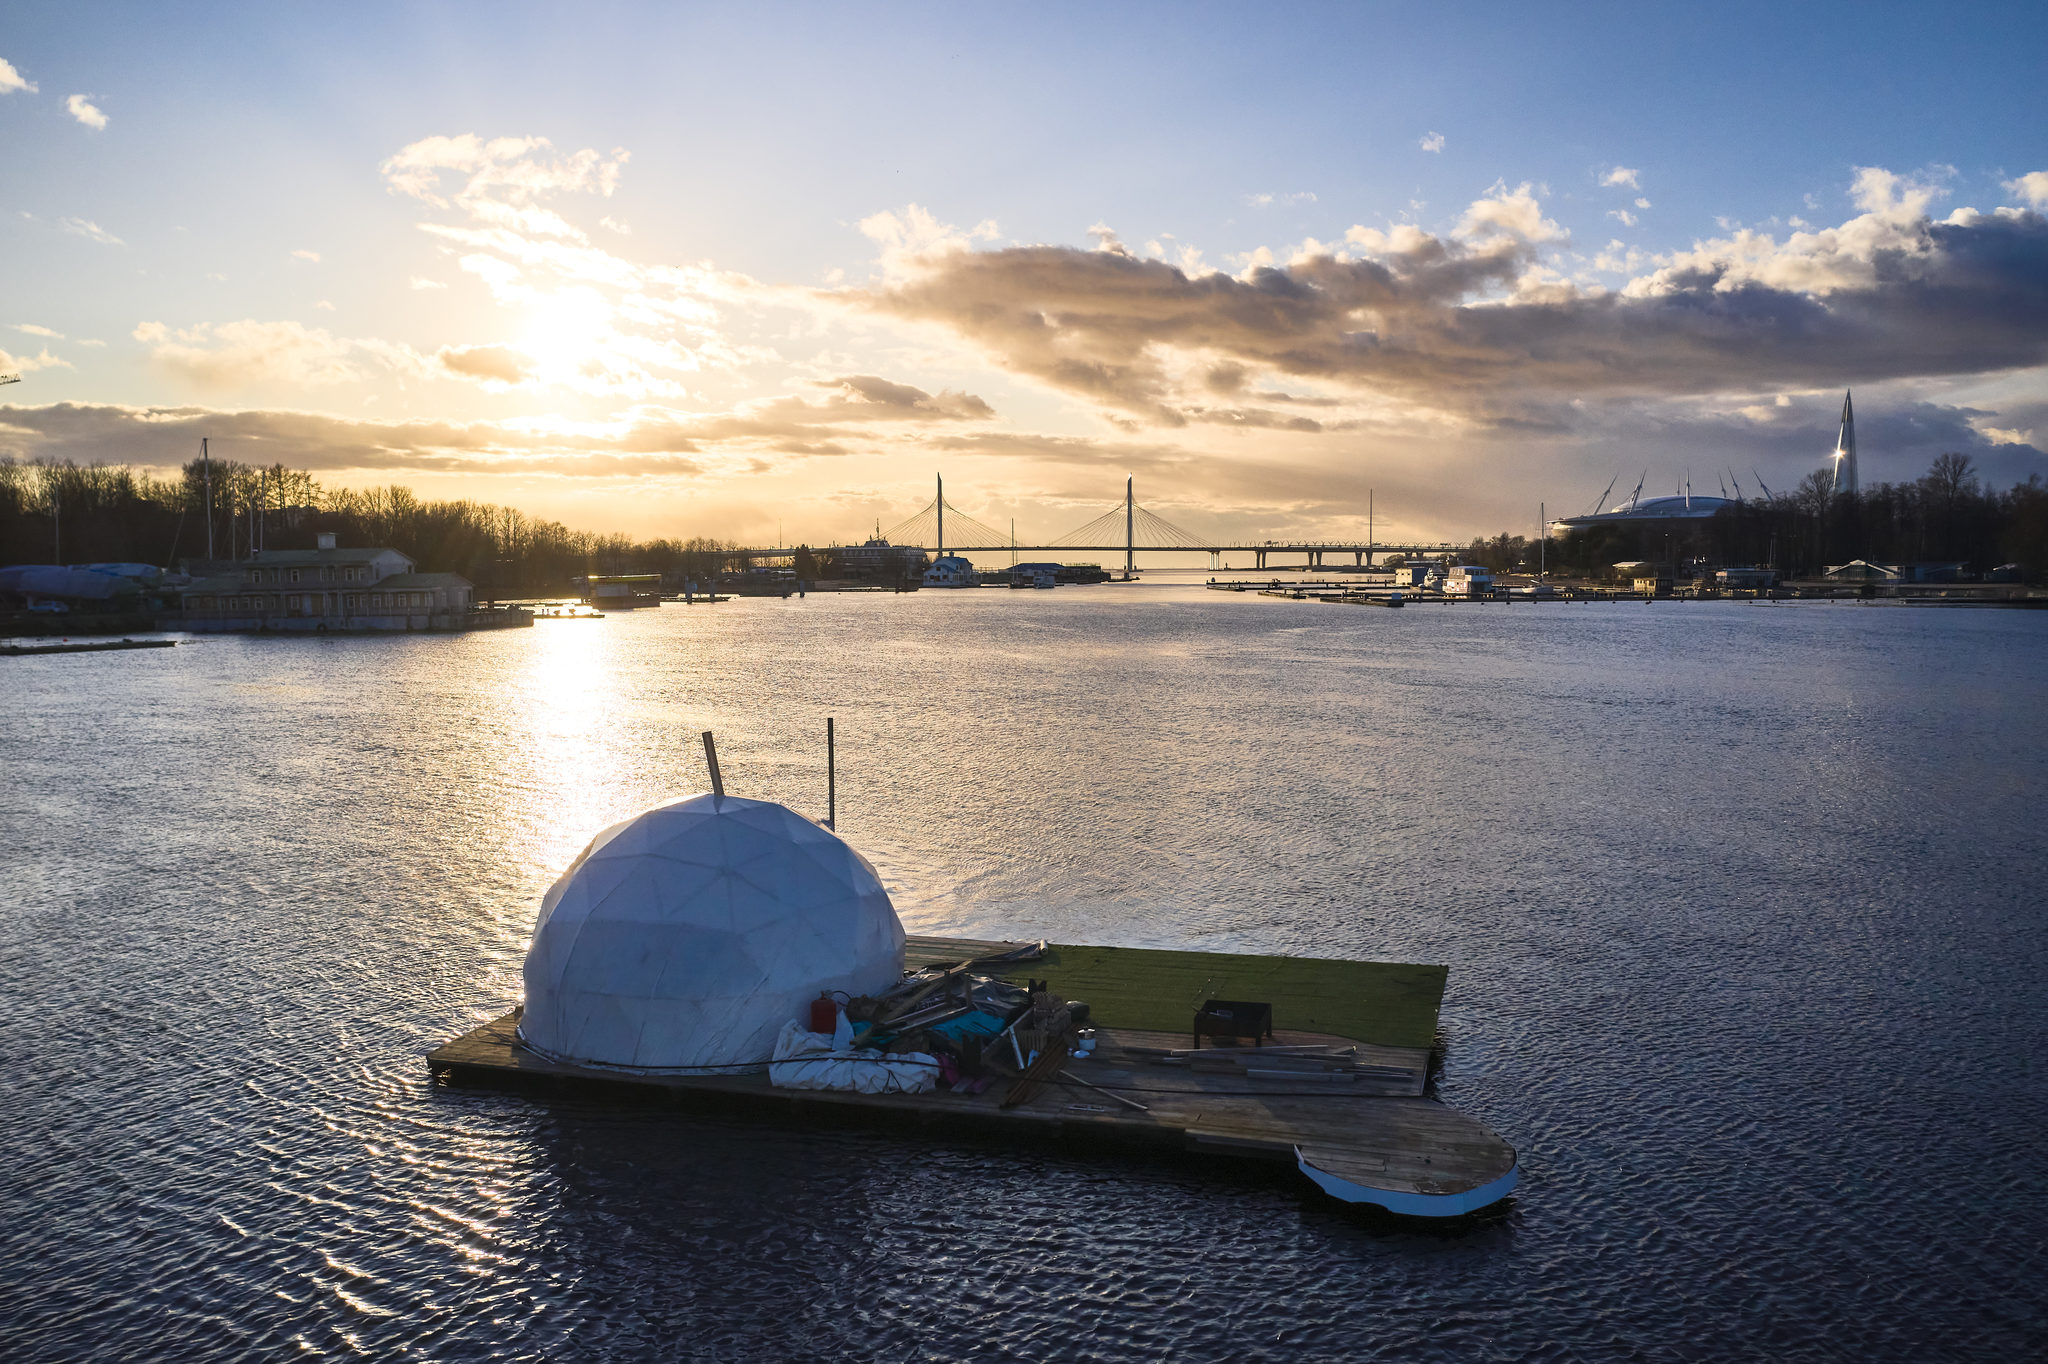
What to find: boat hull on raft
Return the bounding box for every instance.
[1297,1145,1518,1217]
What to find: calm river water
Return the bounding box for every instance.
[4,586,2045,1360]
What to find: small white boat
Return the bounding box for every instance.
[1295,1144,1519,1217]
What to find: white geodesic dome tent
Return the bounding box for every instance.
[518,793,905,1072]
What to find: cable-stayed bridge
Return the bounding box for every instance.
[751,477,1459,571]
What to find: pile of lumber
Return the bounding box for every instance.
[1128,1043,1420,1093]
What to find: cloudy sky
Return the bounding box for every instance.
[4,2,2046,547]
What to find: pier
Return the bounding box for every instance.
[2,638,177,656]
[429,935,1519,1217]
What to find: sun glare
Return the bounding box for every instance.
[516,289,615,381]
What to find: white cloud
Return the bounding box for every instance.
[1245,191,1317,208]
[132,318,425,389]
[408,276,448,290]
[314,300,335,311]
[1635,197,1651,209]
[600,215,631,235]
[14,323,62,338]
[2005,171,2048,208]
[379,134,629,242]
[291,249,321,263]
[0,346,73,374]
[1419,131,1445,153]
[60,217,122,246]
[1624,166,1959,299]
[1456,182,1567,244]
[65,93,107,130]
[0,57,35,95]
[1607,209,1638,227]
[857,202,1000,277]
[1602,167,1641,189]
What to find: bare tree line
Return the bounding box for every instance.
[1463,454,2047,580]
[0,456,739,595]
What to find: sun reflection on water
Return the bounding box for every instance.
[514,619,632,882]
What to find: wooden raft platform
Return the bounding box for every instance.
[428,936,1519,1217]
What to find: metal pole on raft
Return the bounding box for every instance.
[702,731,724,802]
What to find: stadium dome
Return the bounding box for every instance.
[518,793,906,1072]
[1552,493,1734,531]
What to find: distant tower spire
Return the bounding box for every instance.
[1831,390,1858,495]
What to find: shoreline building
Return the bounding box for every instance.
[829,534,929,584]
[181,534,493,633]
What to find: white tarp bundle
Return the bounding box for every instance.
[518,793,906,1073]
[768,1019,937,1095]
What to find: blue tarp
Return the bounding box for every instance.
[0,563,160,599]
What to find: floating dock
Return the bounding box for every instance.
[428,935,1519,1217]
[1,638,177,656]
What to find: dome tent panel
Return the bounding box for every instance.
[580,859,706,927]
[519,792,905,1072]
[779,838,873,899]
[551,991,645,1067]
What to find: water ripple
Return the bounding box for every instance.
[4,595,2046,1360]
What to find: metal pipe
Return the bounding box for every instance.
[702,731,724,800]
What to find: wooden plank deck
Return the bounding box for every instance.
[427,937,1515,1214]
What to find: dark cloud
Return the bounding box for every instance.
[923,430,1194,474]
[821,374,995,419]
[436,344,533,384]
[0,402,705,476]
[855,210,2048,426]
[0,374,999,477]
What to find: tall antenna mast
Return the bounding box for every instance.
[203,438,214,559]
[936,473,944,557]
